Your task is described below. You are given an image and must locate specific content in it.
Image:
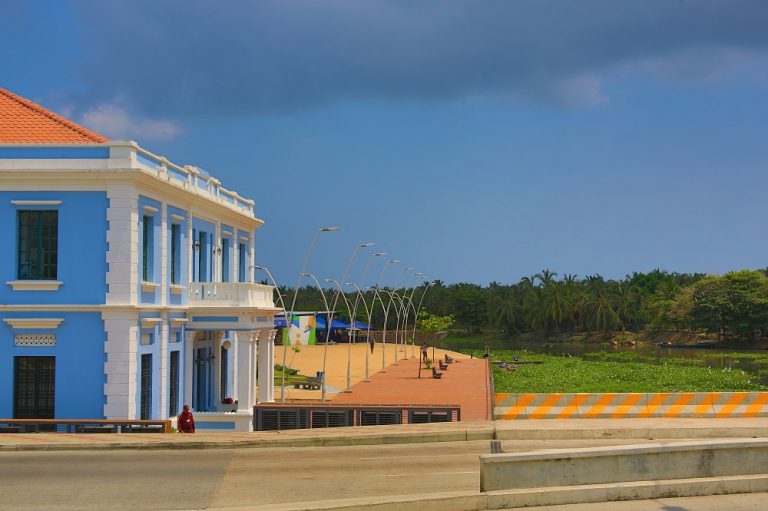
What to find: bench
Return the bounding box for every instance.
[293,378,322,390]
[438,360,448,370]
[444,354,454,364]
[432,367,443,379]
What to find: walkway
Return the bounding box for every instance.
[272,343,474,401]
[331,355,492,420]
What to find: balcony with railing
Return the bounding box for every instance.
[188,282,275,308]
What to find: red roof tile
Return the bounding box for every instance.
[0,87,107,144]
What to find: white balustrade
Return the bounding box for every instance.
[188,282,275,308]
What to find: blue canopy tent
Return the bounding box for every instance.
[315,317,350,330]
[350,320,372,331]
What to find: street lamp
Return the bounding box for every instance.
[252,264,289,403]
[390,267,414,365]
[374,259,398,372]
[347,282,373,382]
[325,278,355,393]
[281,226,339,402]
[320,242,374,394]
[299,272,333,402]
[401,274,425,358]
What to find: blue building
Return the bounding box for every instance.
[0,87,277,431]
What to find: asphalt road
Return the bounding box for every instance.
[1,439,766,510]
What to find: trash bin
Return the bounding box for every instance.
[316,371,324,379]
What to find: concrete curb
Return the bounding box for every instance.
[0,425,496,452]
[205,474,768,510]
[4,418,768,452]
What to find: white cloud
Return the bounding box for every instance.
[79,103,179,142]
[549,74,609,109]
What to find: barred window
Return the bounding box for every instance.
[18,210,58,280]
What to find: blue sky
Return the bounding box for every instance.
[2,0,768,286]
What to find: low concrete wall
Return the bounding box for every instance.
[194,411,253,432]
[480,438,768,492]
[494,392,768,419]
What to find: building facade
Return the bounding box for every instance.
[0,88,277,431]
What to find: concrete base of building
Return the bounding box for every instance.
[193,410,254,432]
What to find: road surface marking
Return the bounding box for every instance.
[364,471,477,477]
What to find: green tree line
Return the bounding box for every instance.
[273,268,768,341]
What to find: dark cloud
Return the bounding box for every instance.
[68,0,768,118]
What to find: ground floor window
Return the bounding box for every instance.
[220,345,228,401]
[169,351,179,417]
[13,356,55,419]
[140,354,152,420]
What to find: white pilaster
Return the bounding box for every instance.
[214,222,222,282]
[236,332,256,411]
[257,329,276,403]
[249,233,255,282]
[158,314,169,418]
[103,310,139,419]
[105,185,138,305]
[184,330,196,410]
[160,202,168,306]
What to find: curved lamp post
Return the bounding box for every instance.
[347,282,373,382]
[252,264,289,404]
[299,272,333,403]
[383,288,405,365]
[400,273,425,358]
[325,278,356,393]
[374,259,399,372]
[390,267,414,365]
[320,242,374,394]
[412,280,436,343]
[280,226,339,402]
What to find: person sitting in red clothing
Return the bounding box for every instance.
[177,404,195,433]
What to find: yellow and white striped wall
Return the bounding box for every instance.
[494,392,768,420]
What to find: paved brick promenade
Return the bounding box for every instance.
[331,355,492,420]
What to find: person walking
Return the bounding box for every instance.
[177,404,195,433]
[420,342,429,362]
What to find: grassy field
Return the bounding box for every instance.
[460,348,768,393]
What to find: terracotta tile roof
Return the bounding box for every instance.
[0,87,107,144]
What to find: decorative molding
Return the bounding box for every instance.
[169,317,188,325]
[169,284,184,294]
[142,204,159,214]
[141,281,159,293]
[6,280,63,291]
[170,214,185,222]
[140,317,162,328]
[15,334,56,346]
[3,317,65,329]
[10,200,62,206]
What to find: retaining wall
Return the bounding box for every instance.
[480,438,768,493]
[494,392,768,419]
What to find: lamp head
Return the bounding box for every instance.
[359,241,375,248]
[319,226,340,232]
[373,252,387,257]
[299,272,311,277]
[404,267,415,271]
[389,259,400,264]
[252,264,265,270]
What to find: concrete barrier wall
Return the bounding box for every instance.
[494,392,768,419]
[480,438,768,492]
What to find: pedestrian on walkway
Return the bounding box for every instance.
[177,404,195,433]
[421,342,429,362]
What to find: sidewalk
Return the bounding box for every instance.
[332,356,491,420]
[3,417,768,452]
